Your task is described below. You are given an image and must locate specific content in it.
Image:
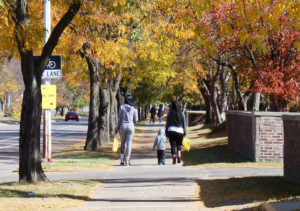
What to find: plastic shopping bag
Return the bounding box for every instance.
[182,138,190,151]
[112,137,119,152]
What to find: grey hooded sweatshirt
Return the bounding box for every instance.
[153,128,168,150]
[117,104,138,130]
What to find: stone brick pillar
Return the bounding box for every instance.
[283,114,300,184]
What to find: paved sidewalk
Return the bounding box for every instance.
[62,123,202,211]
[54,122,283,211]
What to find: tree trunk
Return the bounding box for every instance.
[84,57,100,151]
[201,68,223,129]
[219,66,230,120]
[200,88,211,124]
[109,93,118,138]
[210,83,223,129]
[270,95,287,111]
[18,52,46,182]
[99,86,110,146]
[109,73,121,138]
[13,0,81,182]
[253,92,260,111]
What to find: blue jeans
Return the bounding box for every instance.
[119,123,135,158]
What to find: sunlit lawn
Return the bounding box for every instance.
[182,124,299,209]
[0,180,99,211]
[42,120,147,172]
[197,176,300,209]
[182,124,283,168]
[42,142,119,171]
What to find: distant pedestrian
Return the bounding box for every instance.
[165,100,186,164]
[153,128,168,165]
[157,104,164,123]
[116,95,138,166]
[150,105,157,123]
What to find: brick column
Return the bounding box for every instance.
[283,114,300,184]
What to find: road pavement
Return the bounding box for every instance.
[0,116,88,182]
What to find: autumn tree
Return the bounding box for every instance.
[0,59,23,116]
[56,1,142,150]
[194,0,299,112]
[0,0,81,182]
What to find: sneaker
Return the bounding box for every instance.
[120,161,125,165]
[177,157,181,164]
[172,157,176,165]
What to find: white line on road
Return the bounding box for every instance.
[0,124,85,149]
[0,143,18,149]
[0,137,19,143]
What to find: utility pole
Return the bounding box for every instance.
[42,0,52,162]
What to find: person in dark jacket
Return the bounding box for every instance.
[157,104,164,123]
[150,105,157,123]
[165,100,186,164]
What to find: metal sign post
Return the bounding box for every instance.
[42,0,52,163]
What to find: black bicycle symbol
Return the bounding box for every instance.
[47,61,56,69]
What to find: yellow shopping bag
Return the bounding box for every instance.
[112,136,119,152]
[182,138,190,151]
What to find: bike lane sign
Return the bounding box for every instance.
[34,55,62,79]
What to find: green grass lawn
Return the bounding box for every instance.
[182,124,283,168]
[42,141,119,171]
[0,180,99,211]
[197,176,300,208]
[42,121,146,172]
[183,124,300,209]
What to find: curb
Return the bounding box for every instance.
[262,201,300,211]
[261,203,277,211]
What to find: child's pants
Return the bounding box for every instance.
[157,150,165,165]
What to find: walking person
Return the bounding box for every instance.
[153,128,168,165]
[116,95,138,166]
[165,100,186,164]
[157,104,164,123]
[150,105,157,123]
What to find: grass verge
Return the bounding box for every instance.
[182,124,283,168]
[42,142,119,171]
[0,180,99,211]
[0,118,20,124]
[42,121,146,172]
[196,176,300,208]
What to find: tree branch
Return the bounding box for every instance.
[39,0,81,76]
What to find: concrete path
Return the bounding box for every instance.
[64,123,202,211]
[57,122,284,211]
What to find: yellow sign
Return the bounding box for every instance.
[41,85,56,109]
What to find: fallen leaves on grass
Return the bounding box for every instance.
[197,176,300,208]
[0,180,100,211]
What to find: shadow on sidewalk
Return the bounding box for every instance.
[94,176,194,184]
[88,198,200,203]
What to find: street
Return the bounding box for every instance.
[0,116,88,181]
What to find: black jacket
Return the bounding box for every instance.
[165,111,186,135]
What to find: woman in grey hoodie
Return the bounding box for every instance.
[116,95,138,165]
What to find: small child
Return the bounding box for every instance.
[153,128,168,165]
